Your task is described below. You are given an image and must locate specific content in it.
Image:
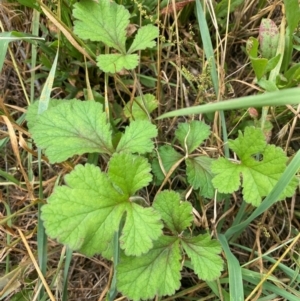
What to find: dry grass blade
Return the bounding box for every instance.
[0,268,22,299]
[17,228,56,301]
[245,232,300,301]
[2,115,33,199]
[39,4,95,64]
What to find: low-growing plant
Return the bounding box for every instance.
[24,1,300,300]
[26,99,225,300]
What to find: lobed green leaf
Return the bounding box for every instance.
[41,164,127,256]
[186,156,215,198]
[128,24,159,54]
[42,154,163,258]
[152,145,183,185]
[97,53,139,73]
[117,236,181,301]
[73,0,129,53]
[124,93,158,121]
[29,100,114,163]
[212,127,298,206]
[116,120,157,154]
[175,120,210,154]
[153,190,193,234]
[120,204,162,256]
[108,153,152,195]
[182,234,223,281]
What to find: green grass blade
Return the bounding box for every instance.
[37,48,59,300]
[38,50,59,114]
[107,230,120,301]
[242,269,300,300]
[158,87,300,119]
[0,169,21,185]
[219,234,244,301]
[232,241,300,283]
[206,280,230,301]
[0,30,45,73]
[225,150,300,240]
[282,0,300,72]
[194,0,229,157]
[0,31,10,72]
[194,0,218,94]
[31,10,40,103]
[62,247,73,301]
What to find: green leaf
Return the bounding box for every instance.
[153,190,193,234]
[124,93,158,121]
[249,57,268,80]
[175,120,210,154]
[246,37,271,80]
[259,19,279,59]
[97,53,138,73]
[128,24,159,53]
[41,164,127,256]
[29,100,114,163]
[108,153,152,195]
[120,204,162,256]
[265,54,281,73]
[211,157,241,193]
[152,145,183,185]
[284,0,300,33]
[116,120,157,154]
[73,0,129,53]
[181,234,223,281]
[279,62,300,88]
[117,236,181,301]
[186,156,215,198]
[257,77,279,92]
[42,157,163,257]
[211,127,298,206]
[246,37,259,58]
[26,99,66,130]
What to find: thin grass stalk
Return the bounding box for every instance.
[37,49,59,300]
[62,247,73,301]
[194,0,229,158]
[3,128,11,274]
[4,201,11,273]
[171,0,183,109]
[7,45,30,106]
[242,270,300,300]
[28,19,40,291]
[107,231,120,301]
[194,0,231,236]
[206,280,230,301]
[232,240,300,283]
[37,151,47,300]
[18,229,56,301]
[156,1,162,118]
[30,10,40,102]
[245,232,300,300]
[104,45,110,121]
